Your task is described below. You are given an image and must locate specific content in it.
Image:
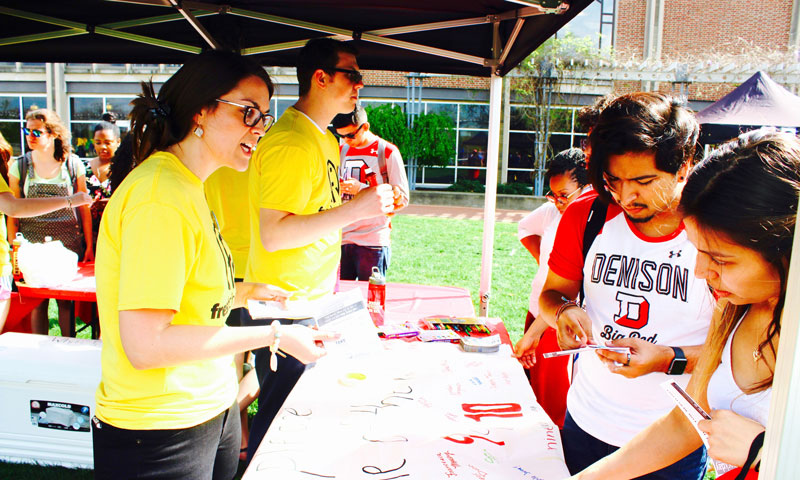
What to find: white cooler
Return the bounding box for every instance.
[0,332,101,469]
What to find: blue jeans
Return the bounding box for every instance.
[340,244,390,281]
[561,411,707,479]
[92,403,240,480]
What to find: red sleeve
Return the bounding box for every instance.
[547,192,598,281]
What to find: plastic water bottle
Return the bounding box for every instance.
[367,266,385,327]
[11,232,25,281]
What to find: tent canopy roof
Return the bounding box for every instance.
[696,71,800,128]
[0,0,592,77]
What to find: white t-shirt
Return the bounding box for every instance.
[548,193,714,446]
[518,202,560,315]
[340,138,409,247]
[707,311,771,427]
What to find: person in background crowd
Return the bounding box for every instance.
[513,148,590,428]
[332,105,409,280]
[571,128,798,480]
[86,112,121,248]
[0,132,91,333]
[244,37,394,461]
[92,50,335,480]
[107,134,134,194]
[540,92,714,478]
[8,108,93,336]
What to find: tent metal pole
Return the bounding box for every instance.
[101,11,215,30]
[479,20,503,317]
[760,196,800,478]
[166,0,220,49]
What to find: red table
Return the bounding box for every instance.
[3,262,97,337]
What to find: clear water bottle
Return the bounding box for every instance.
[367,266,385,327]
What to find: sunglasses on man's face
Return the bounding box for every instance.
[22,127,45,138]
[332,68,363,85]
[339,124,363,139]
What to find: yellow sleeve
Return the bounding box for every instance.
[0,176,10,194]
[256,142,314,214]
[117,202,196,312]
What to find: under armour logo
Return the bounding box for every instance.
[669,250,682,258]
[370,147,378,155]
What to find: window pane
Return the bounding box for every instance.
[457,167,485,183]
[71,123,96,157]
[71,97,104,121]
[510,106,536,131]
[458,130,487,166]
[548,133,572,156]
[426,103,457,123]
[22,97,46,116]
[508,132,537,169]
[105,97,135,120]
[0,97,20,120]
[549,108,572,133]
[506,169,533,185]
[0,121,23,156]
[420,166,454,184]
[459,104,489,129]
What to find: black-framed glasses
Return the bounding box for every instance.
[339,124,363,139]
[332,68,363,84]
[545,188,581,205]
[215,99,275,130]
[22,127,45,138]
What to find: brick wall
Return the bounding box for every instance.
[615,0,647,59]
[363,70,490,90]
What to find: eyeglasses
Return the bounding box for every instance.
[339,124,363,139]
[22,127,45,138]
[546,188,581,205]
[215,99,275,131]
[332,68,363,84]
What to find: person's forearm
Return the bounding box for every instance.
[120,311,274,370]
[577,409,702,479]
[79,204,92,244]
[260,202,363,251]
[539,288,569,329]
[520,235,542,262]
[0,195,72,218]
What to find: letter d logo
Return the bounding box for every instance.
[613,292,650,329]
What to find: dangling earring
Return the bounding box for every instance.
[194,125,204,138]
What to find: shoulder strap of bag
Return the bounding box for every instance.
[66,155,78,193]
[579,196,609,305]
[377,138,388,181]
[18,153,32,199]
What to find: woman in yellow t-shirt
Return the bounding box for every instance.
[92,51,335,480]
[0,132,92,333]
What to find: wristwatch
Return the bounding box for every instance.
[667,346,687,375]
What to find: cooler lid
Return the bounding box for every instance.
[0,333,101,388]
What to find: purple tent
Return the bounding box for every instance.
[697,71,800,144]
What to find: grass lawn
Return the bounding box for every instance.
[0,213,540,479]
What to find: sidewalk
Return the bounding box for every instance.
[398,204,529,223]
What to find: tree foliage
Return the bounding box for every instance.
[365,103,455,167]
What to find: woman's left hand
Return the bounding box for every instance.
[698,409,765,466]
[83,246,95,262]
[235,282,291,309]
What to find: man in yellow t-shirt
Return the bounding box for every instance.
[243,38,395,460]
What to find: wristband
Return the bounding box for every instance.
[67,196,73,209]
[555,300,579,323]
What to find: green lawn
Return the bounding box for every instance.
[1,213,540,478]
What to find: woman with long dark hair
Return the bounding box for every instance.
[571,129,799,479]
[92,50,335,480]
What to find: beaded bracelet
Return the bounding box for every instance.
[269,320,282,372]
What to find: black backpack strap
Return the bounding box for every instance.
[18,153,31,199]
[579,196,608,305]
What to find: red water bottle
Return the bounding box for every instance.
[364,167,378,187]
[367,266,385,327]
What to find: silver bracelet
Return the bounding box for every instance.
[269,320,282,372]
[66,196,73,209]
